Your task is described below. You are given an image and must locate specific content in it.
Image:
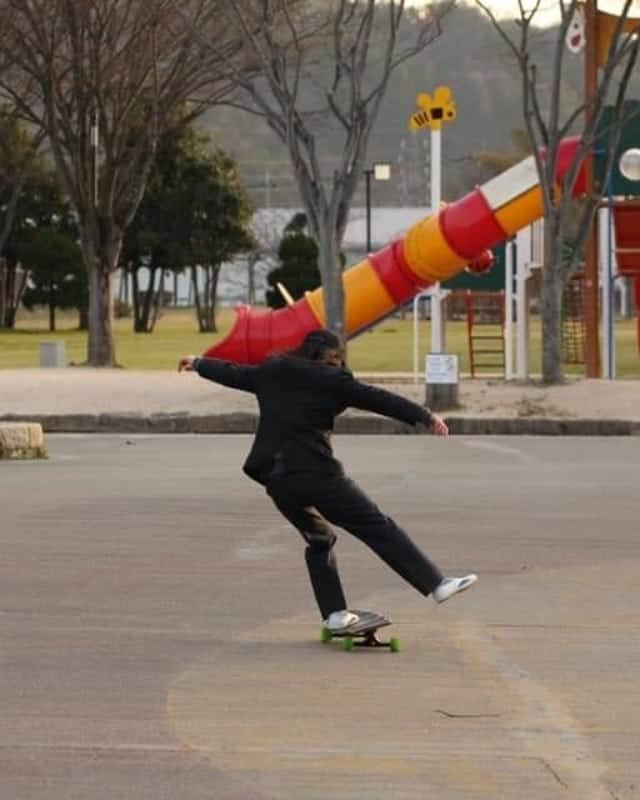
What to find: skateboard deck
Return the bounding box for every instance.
[320,609,399,652]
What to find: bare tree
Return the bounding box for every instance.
[0,112,41,253]
[247,208,293,303]
[174,0,449,341]
[0,109,44,327]
[0,0,246,365]
[476,0,640,383]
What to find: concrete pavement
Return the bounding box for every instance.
[1,434,639,798]
[2,369,640,434]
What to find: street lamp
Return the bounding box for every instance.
[364,162,391,253]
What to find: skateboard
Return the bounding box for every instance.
[320,609,400,653]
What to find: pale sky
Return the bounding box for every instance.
[408,0,640,28]
[404,0,558,27]
[464,0,561,26]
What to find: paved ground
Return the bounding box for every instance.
[1,434,639,799]
[1,368,640,419]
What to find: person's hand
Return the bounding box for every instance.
[429,414,449,436]
[178,355,197,373]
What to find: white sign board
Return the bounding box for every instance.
[426,353,459,385]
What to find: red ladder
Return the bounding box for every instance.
[463,291,506,378]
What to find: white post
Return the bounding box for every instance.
[515,228,531,380]
[429,128,445,353]
[504,239,514,381]
[430,128,442,222]
[413,294,420,384]
[619,278,629,318]
[599,203,616,379]
[608,200,617,378]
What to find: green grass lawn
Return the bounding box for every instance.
[1,305,639,376]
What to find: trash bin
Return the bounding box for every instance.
[40,341,67,368]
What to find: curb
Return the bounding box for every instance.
[1,414,639,436]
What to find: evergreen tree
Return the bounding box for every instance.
[20,228,86,331]
[266,214,321,309]
[123,123,254,332]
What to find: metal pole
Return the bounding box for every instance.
[516,228,530,380]
[584,0,601,376]
[365,169,372,253]
[602,186,616,378]
[413,294,420,384]
[597,205,613,380]
[608,191,616,378]
[505,239,514,380]
[429,128,444,353]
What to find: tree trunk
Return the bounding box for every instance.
[191,265,221,333]
[204,266,220,333]
[192,265,204,331]
[79,223,121,365]
[118,269,129,304]
[131,266,141,328]
[316,224,345,343]
[78,308,88,330]
[134,265,160,333]
[87,261,116,366]
[0,179,24,266]
[540,223,564,384]
[4,305,17,329]
[150,270,164,330]
[48,288,56,332]
[0,261,5,328]
[0,261,26,329]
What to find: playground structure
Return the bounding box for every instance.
[205,137,586,365]
[599,197,640,377]
[578,0,640,376]
[202,1,640,379]
[595,101,640,378]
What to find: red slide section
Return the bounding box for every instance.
[207,296,321,364]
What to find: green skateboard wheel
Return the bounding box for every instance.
[321,627,332,643]
[389,637,400,653]
[343,636,354,652]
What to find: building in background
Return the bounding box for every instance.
[114,206,430,307]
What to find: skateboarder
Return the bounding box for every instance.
[178,329,477,632]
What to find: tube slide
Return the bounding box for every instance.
[205,136,586,363]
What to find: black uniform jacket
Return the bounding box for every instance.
[195,355,433,485]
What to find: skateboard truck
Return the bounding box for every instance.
[353,630,394,648]
[320,610,400,653]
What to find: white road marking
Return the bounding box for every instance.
[460,438,535,462]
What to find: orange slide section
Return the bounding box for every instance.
[205,137,586,363]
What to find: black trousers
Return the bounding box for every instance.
[266,472,444,618]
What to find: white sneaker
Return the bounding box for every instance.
[325,610,360,631]
[432,574,478,604]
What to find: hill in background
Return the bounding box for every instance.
[201,5,594,210]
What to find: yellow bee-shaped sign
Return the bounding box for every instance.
[409,87,456,132]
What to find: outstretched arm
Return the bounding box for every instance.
[178,355,258,394]
[339,373,448,435]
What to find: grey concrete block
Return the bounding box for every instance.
[39,341,67,367]
[0,422,47,459]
